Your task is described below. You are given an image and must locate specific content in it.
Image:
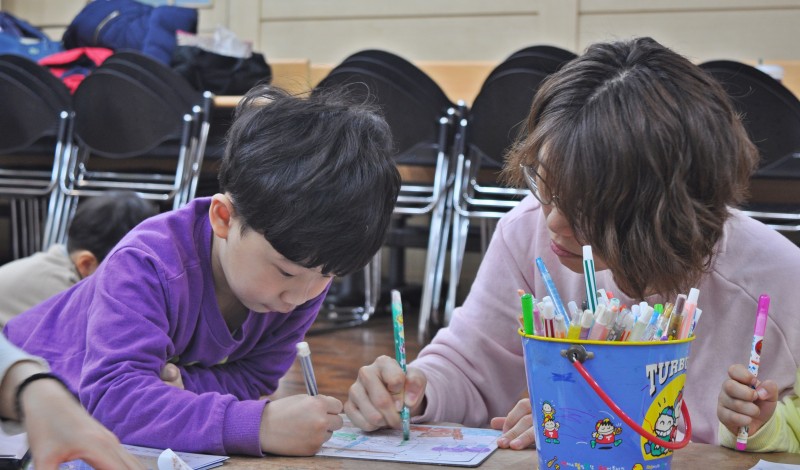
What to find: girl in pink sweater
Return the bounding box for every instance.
[345,37,800,449]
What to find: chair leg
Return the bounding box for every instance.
[30,198,42,254]
[364,249,382,321]
[445,151,471,325]
[445,209,470,325]
[19,199,30,257]
[417,195,449,344]
[429,188,453,323]
[10,199,20,260]
[43,185,65,250]
[57,195,78,245]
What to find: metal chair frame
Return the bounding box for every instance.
[0,56,73,257]
[443,60,568,327]
[52,61,211,245]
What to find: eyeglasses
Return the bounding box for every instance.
[520,164,558,206]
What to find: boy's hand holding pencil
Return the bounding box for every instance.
[260,393,344,456]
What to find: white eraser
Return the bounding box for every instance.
[158,448,192,470]
[296,341,310,356]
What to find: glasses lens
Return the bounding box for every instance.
[521,164,552,205]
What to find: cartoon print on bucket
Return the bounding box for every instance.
[590,417,623,448]
[522,332,692,470]
[641,374,686,459]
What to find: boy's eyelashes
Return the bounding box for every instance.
[276,265,336,279]
[277,267,295,278]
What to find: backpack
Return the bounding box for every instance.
[0,12,64,60]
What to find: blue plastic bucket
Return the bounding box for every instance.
[520,331,693,470]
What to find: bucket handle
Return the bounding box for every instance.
[565,345,692,450]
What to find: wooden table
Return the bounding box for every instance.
[222,443,800,469]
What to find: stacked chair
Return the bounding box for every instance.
[0,55,73,258]
[314,49,456,336]
[440,45,577,330]
[52,50,212,244]
[700,60,800,243]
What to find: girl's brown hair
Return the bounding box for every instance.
[504,37,758,299]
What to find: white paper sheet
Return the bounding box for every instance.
[318,422,502,467]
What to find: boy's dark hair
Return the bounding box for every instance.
[504,37,759,299]
[67,192,159,262]
[218,85,401,276]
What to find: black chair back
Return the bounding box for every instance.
[72,69,187,159]
[342,49,455,111]
[700,60,800,177]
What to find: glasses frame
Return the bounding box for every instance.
[520,164,558,206]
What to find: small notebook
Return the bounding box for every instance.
[0,430,228,470]
[34,445,227,470]
[0,427,29,469]
[318,420,502,467]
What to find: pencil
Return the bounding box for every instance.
[736,294,770,451]
[295,342,318,396]
[390,289,411,441]
[582,246,598,314]
[534,257,570,327]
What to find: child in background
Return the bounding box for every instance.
[344,37,800,449]
[0,335,143,469]
[717,364,800,452]
[5,85,401,456]
[0,191,158,325]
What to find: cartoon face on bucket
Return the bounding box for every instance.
[590,417,623,448]
[641,373,686,460]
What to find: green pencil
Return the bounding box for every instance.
[390,289,411,440]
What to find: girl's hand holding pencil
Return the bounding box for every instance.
[344,356,428,432]
[717,363,778,440]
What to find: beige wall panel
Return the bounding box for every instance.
[539,0,578,50]
[197,0,229,33]
[260,0,539,19]
[197,0,260,45]
[2,0,83,27]
[260,15,544,64]
[583,0,800,13]
[579,9,800,62]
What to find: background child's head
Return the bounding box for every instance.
[218,85,401,276]
[505,37,759,299]
[67,191,159,277]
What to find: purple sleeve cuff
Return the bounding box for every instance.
[222,399,268,456]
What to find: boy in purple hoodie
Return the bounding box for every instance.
[5,85,401,457]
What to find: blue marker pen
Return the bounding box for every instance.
[534,257,570,327]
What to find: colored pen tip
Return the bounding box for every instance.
[517,289,525,297]
[736,442,746,451]
[757,294,770,314]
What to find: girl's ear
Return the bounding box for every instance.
[209,193,235,239]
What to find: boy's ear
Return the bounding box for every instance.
[71,250,99,279]
[209,194,235,239]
